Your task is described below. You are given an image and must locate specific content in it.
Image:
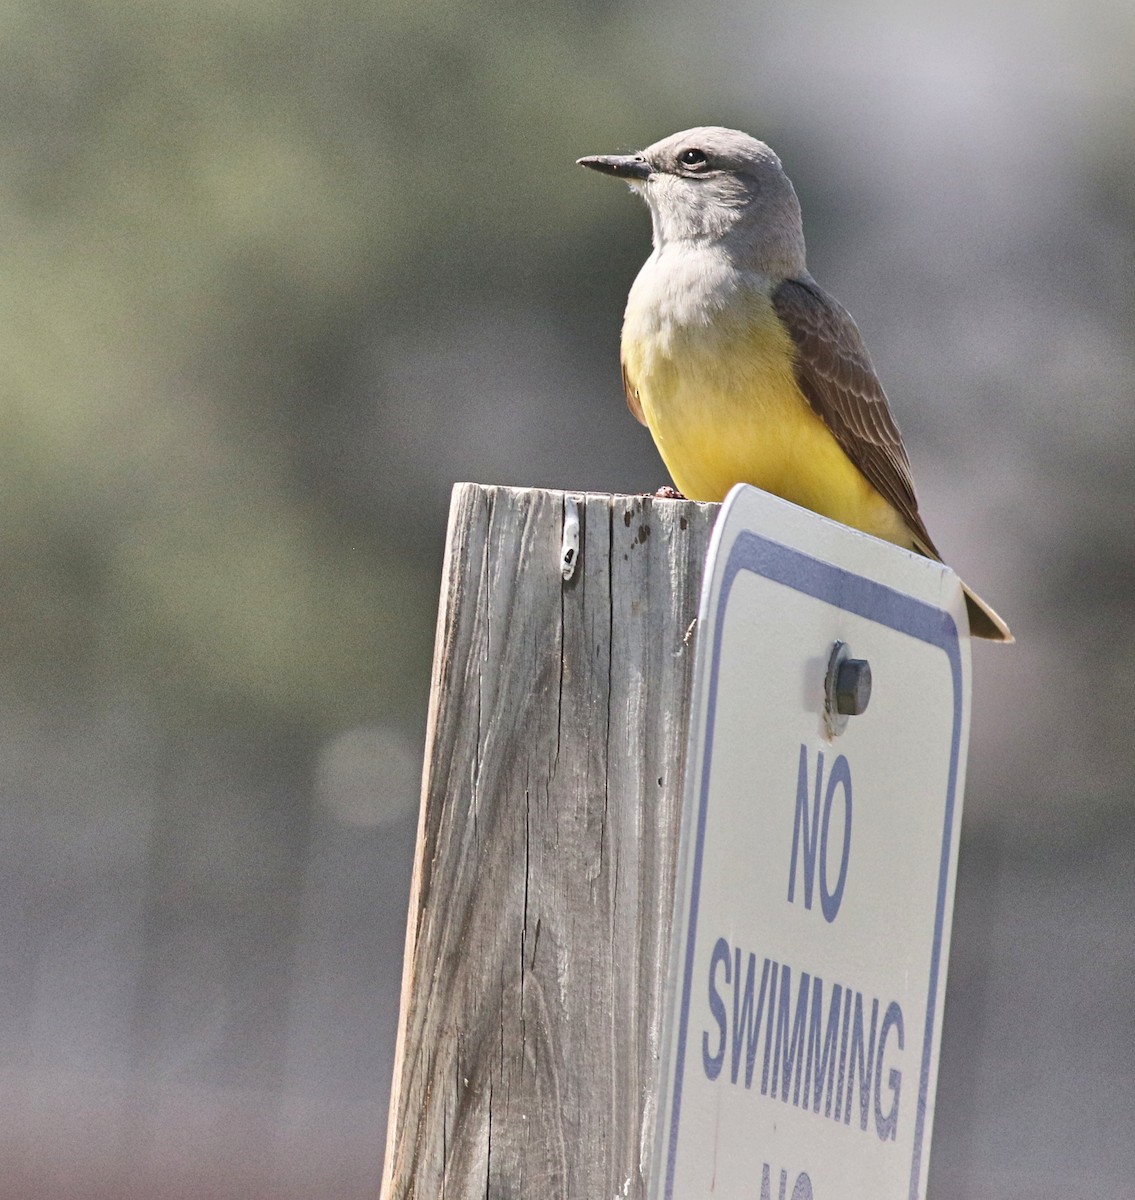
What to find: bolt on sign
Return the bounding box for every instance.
[650,484,972,1200]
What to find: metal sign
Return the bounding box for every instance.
[651,484,972,1200]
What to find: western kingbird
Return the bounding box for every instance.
[578,127,1012,642]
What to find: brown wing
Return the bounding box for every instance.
[621,359,646,425]
[772,276,939,557]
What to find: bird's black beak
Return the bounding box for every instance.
[577,154,652,181]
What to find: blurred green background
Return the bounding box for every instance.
[2,0,1133,1196]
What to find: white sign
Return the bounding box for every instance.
[650,484,972,1200]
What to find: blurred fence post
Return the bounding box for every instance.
[380,482,715,1199]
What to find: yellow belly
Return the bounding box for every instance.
[621,294,911,548]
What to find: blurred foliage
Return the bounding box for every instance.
[0,0,697,729]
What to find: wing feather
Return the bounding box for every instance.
[621,359,646,425]
[772,277,939,556]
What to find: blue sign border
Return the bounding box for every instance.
[663,530,965,1200]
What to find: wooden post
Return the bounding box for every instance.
[382,483,716,1199]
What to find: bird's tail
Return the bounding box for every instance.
[911,533,1014,643]
[963,584,1014,643]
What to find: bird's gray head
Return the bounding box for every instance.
[578,126,807,278]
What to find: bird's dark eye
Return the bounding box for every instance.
[678,148,709,170]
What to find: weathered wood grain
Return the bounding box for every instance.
[381,484,716,1200]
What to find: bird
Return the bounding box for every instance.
[577,126,1012,642]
